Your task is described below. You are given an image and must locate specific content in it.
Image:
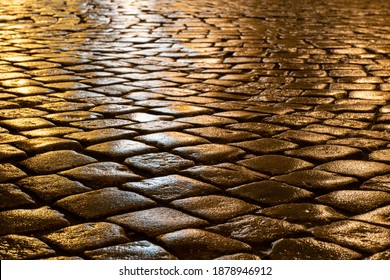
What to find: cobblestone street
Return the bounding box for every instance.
[1,0,390,260]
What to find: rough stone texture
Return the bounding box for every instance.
[172,144,246,164]
[124,152,195,175]
[0,164,27,183]
[0,144,27,162]
[316,160,390,179]
[123,175,220,202]
[316,190,390,214]
[0,207,70,235]
[21,150,97,174]
[42,222,129,253]
[368,250,390,260]
[108,207,208,236]
[59,162,143,188]
[270,238,362,260]
[157,229,252,259]
[85,140,158,159]
[238,155,314,176]
[181,163,267,189]
[135,131,209,149]
[352,206,390,227]
[232,138,298,154]
[171,195,259,223]
[258,203,346,226]
[311,220,390,253]
[285,145,363,162]
[17,174,91,202]
[207,215,307,245]
[0,184,35,210]
[0,235,55,260]
[214,253,261,260]
[273,170,359,191]
[227,181,314,205]
[55,188,156,219]
[84,240,178,260]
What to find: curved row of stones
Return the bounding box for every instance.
[1,0,390,259]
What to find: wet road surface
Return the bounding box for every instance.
[1,0,390,260]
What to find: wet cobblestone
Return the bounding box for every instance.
[1,0,390,260]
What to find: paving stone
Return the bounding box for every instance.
[108,207,208,236]
[214,111,266,122]
[0,207,69,235]
[0,133,28,144]
[15,137,82,154]
[352,206,390,227]
[20,127,82,138]
[0,144,27,161]
[176,115,237,126]
[157,228,251,260]
[227,123,290,137]
[69,119,134,130]
[369,149,390,163]
[0,108,47,119]
[64,128,137,144]
[185,126,259,143]
[123,175,219,202]
[0,118,55,131]
[0,163,27,183]
[270,238,362,260]
[311,220,390,253]
[172,144,246,164]
[59,162,142,188]
[327,137,388,151]
[21,150,97,174]
[126,120,192,133]
[285,145,363,162]
[84,240,178,260]
[55,188,156,220]
[181,163,267,189]
[135,131,209,149]
[316,160,390,179]
[5,86,54,96]
[124,152,195,176]
[238,155,314,176]
[361,175,390,192]
[17,174,91,203]
[214,253,261,260]
[44,111,103,123]
[171,195,259,223]
[89,104,140,115]
[82,77,128,86]
[276,130,335,145]
[273,170,359,191]
[85,139,158,159]
[232,138,298,154]
[207,215,307,245]
[258,203,346,226]
[0,235,55,260]
[264,115,319,128]
[316,190,390,214]
[368,250,390,260]
[150,105,214,117]
[117,112,174,122]
[304,124,350,137]
[42,222,129,253]
[37,101,94,112]
[0,184,35,210]
[227,180,314,205]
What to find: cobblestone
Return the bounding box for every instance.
[1,0,390,260]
